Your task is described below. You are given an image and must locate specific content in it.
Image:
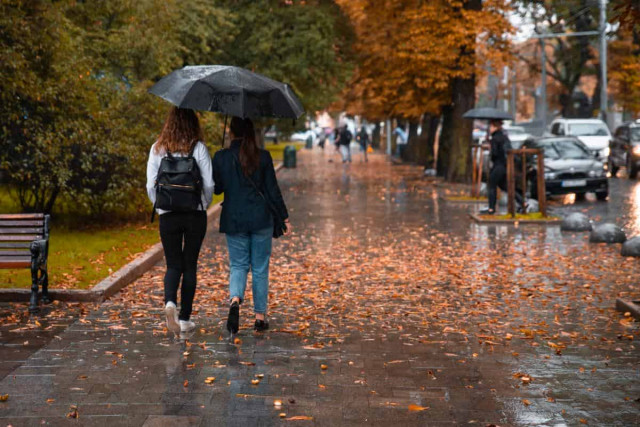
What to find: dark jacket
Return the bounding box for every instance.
[489,129,512,166]
[337,128,352,146]
[212,140,288,234]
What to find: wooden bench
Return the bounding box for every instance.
[0,214,51,313]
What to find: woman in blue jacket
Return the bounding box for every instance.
[213,117,289,334]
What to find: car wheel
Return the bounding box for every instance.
[575,192,587,201]
[628,155,639,179]
[595,191,608,201]
[608,159,619,177]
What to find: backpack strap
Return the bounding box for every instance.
[150,200,157,223]
[188,141,198,158]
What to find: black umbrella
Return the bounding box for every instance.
[462,107,513,121]
[149,65,305,119]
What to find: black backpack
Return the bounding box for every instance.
[151,142,203,222]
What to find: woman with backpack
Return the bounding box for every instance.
[146,107,214,335]
[213,117,289,335]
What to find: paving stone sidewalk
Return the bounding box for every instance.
[1,149,638,426]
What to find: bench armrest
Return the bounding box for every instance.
[30,239,48,268]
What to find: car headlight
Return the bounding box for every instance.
[588,168,606,177]
[603,147,610,157]
[544,171,557,180]
[632,146,640,156]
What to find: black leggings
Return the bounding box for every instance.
[159,211,207,320]
[488,164,524,211]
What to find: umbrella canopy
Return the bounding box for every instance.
[462,107,513,121]
[149,65,305,119]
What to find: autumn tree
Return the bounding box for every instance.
[337,0,512,181]
[609,0,640,116]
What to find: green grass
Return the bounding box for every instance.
[264,141,304,161]
[446,195,485,201]
[0,186,21,214]
[0,224,160,289]
[0,142,295,289]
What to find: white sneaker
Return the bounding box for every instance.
[180,320,196,332]
[165,302,180,334]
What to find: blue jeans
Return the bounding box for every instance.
[226,227,272,314]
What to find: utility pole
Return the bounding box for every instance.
[503,66,509,113]
[511,68,517,120]
[540,38,547,131]
[599,0,608,124]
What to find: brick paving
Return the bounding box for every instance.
[0,149,638,426]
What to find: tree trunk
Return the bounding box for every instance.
[437,105,453,177]
[444,76,475,182]
[423,114,439,168]
[437,0,479,182]
[404,121,419,162]
[372,122,381,149]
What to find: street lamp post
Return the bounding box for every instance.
[599,0,608,124]
[540,37,547,132]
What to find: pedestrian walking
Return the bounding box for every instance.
[146,107,214,335]
[318,129,327,149]
[212,117,289,335]
[480,119,525,215]
[336,124,353,163]
[356,126,369,163]
[393,124,408,159]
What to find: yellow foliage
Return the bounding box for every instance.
[335,0,513,119]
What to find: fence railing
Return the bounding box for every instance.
[471,146,547,218]
[507,148,547,218]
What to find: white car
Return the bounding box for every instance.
[290,129,317,144]
[503,125,532,149]
[547,118,611,159]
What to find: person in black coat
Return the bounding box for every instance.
[481,119,524,214]
[212,117,289,334]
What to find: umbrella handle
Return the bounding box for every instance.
[221,114,228,146]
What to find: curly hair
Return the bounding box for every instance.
[155,107,203,154]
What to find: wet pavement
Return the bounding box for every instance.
[0,149,638,426]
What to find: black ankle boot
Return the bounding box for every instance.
[254,319,269,332]
[226,301,239,334]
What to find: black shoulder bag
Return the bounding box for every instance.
[231,152,287,239]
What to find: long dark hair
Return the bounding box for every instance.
[155,107,203,154]
[230,117,260,176]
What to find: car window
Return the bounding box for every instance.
[550,123,560,135]
[631,128,640,142]
[536,142,561,160]
[567,123,609,136]
[553,140,591,159]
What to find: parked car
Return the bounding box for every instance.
[504,125,531,149]
[264,126,279,143]
[608,120,640,179]
[547,118,611,160]
[521,136,608,201]
[291,129,317,144]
